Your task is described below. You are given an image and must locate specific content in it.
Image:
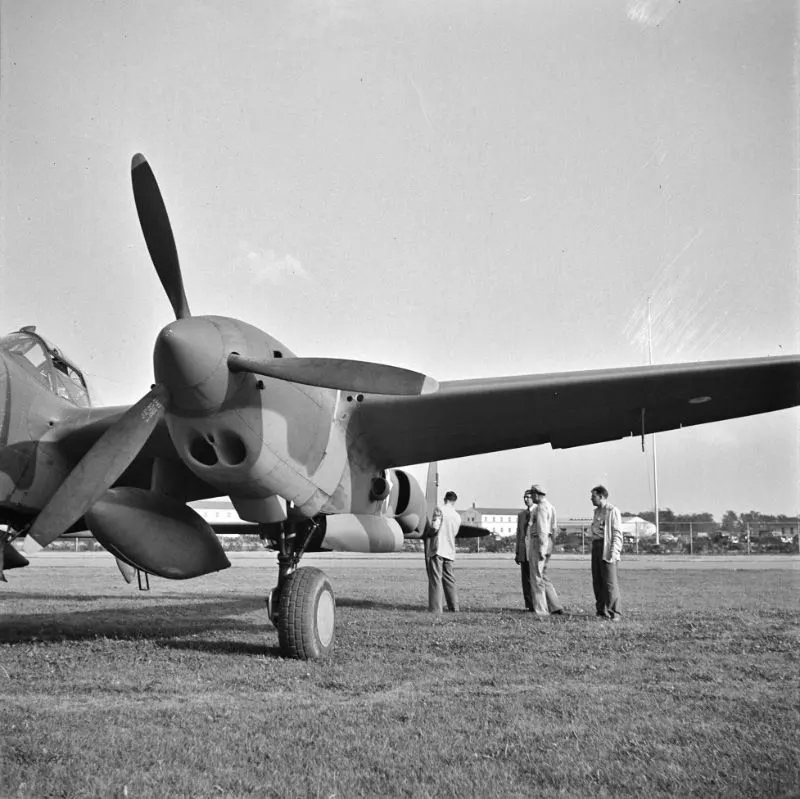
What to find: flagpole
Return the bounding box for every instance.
[648,297,660,545]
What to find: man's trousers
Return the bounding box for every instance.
[428,555,459,612]
[591,539,621,618]
[527,553,563,616]
[519,560,533,610]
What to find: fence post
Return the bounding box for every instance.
[689,521,693,555]
[746,523,750,555]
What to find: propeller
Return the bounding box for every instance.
[228,353,439,396]
[29,153,439,556]
[131,153,191,320]
[27,385,169,547]
[132,152,436,397]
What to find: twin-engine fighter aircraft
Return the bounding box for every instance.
[1,154,798,659]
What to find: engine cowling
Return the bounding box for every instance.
[386,469,427,536]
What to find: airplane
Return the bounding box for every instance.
[1,153,798,659]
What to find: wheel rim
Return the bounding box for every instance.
[316,588,335,648]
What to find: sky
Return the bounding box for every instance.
[1,0,797,519]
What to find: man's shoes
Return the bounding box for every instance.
[550,609,565,616]
[609,615,620,622]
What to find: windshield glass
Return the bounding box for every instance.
[0,331,91,407]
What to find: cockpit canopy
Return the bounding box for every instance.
[0,326,91,407]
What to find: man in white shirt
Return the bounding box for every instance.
[526,484,564,616]
[428,490,461,613]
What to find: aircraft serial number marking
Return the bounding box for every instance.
[141,400,163,422]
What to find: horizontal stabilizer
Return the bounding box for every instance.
[457,524,491,539]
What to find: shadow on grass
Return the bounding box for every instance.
[0,597,266,644]
[1,592,123,602]
[158,638,283,657]
[336,597,595,620]
[337,597,428,612]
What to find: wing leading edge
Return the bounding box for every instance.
[352,355,800,469]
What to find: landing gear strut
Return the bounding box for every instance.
[0,525,29,581]
[264,519,335,660]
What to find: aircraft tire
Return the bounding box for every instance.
[277,567,336,659]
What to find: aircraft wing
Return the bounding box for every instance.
[50,405,216,498]
[54,405,176,462]
[352,355,800,468]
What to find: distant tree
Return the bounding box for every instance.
[637,508,676,523]
[675,512,716,533]
[722,510,739,532]
[674,513,714,522]
[740,510,762,529]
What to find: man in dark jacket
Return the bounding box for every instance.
[515,489,535,610]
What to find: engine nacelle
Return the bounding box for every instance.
[386,468,427,536]
[320,514,403,553]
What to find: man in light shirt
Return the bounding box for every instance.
[589,484,623,620]
[527,484,564,617]
[428,490,461,613]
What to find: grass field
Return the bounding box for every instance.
[1,553,798,798]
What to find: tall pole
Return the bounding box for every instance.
[648,297,660,545]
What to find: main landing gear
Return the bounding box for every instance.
[264,518,335,660]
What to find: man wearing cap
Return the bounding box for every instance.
[527,484,564,616]
[515,489,536,610]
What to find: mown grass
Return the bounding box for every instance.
[1,554,798,798]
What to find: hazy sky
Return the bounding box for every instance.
[1,0,797,519]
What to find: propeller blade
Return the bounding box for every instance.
[21,535,44,556]
[131,154,191,320]
[228,354,439,396]
[28,384,169,547]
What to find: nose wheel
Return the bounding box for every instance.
[265,520,336,659]
[275,566,335,659]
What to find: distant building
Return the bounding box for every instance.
[620,515,657,540]
[459,506,518,537]
[459,505,597,539]
[750,520,799,540]
[189,498,245,526]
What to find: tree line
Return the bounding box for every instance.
[627,509,797,533]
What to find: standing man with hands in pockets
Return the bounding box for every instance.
[527,484,564,617]
[589,485,623,621]
[515,484,564,617]
[427,490,461,613]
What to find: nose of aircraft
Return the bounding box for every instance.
[154,318,230,413]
